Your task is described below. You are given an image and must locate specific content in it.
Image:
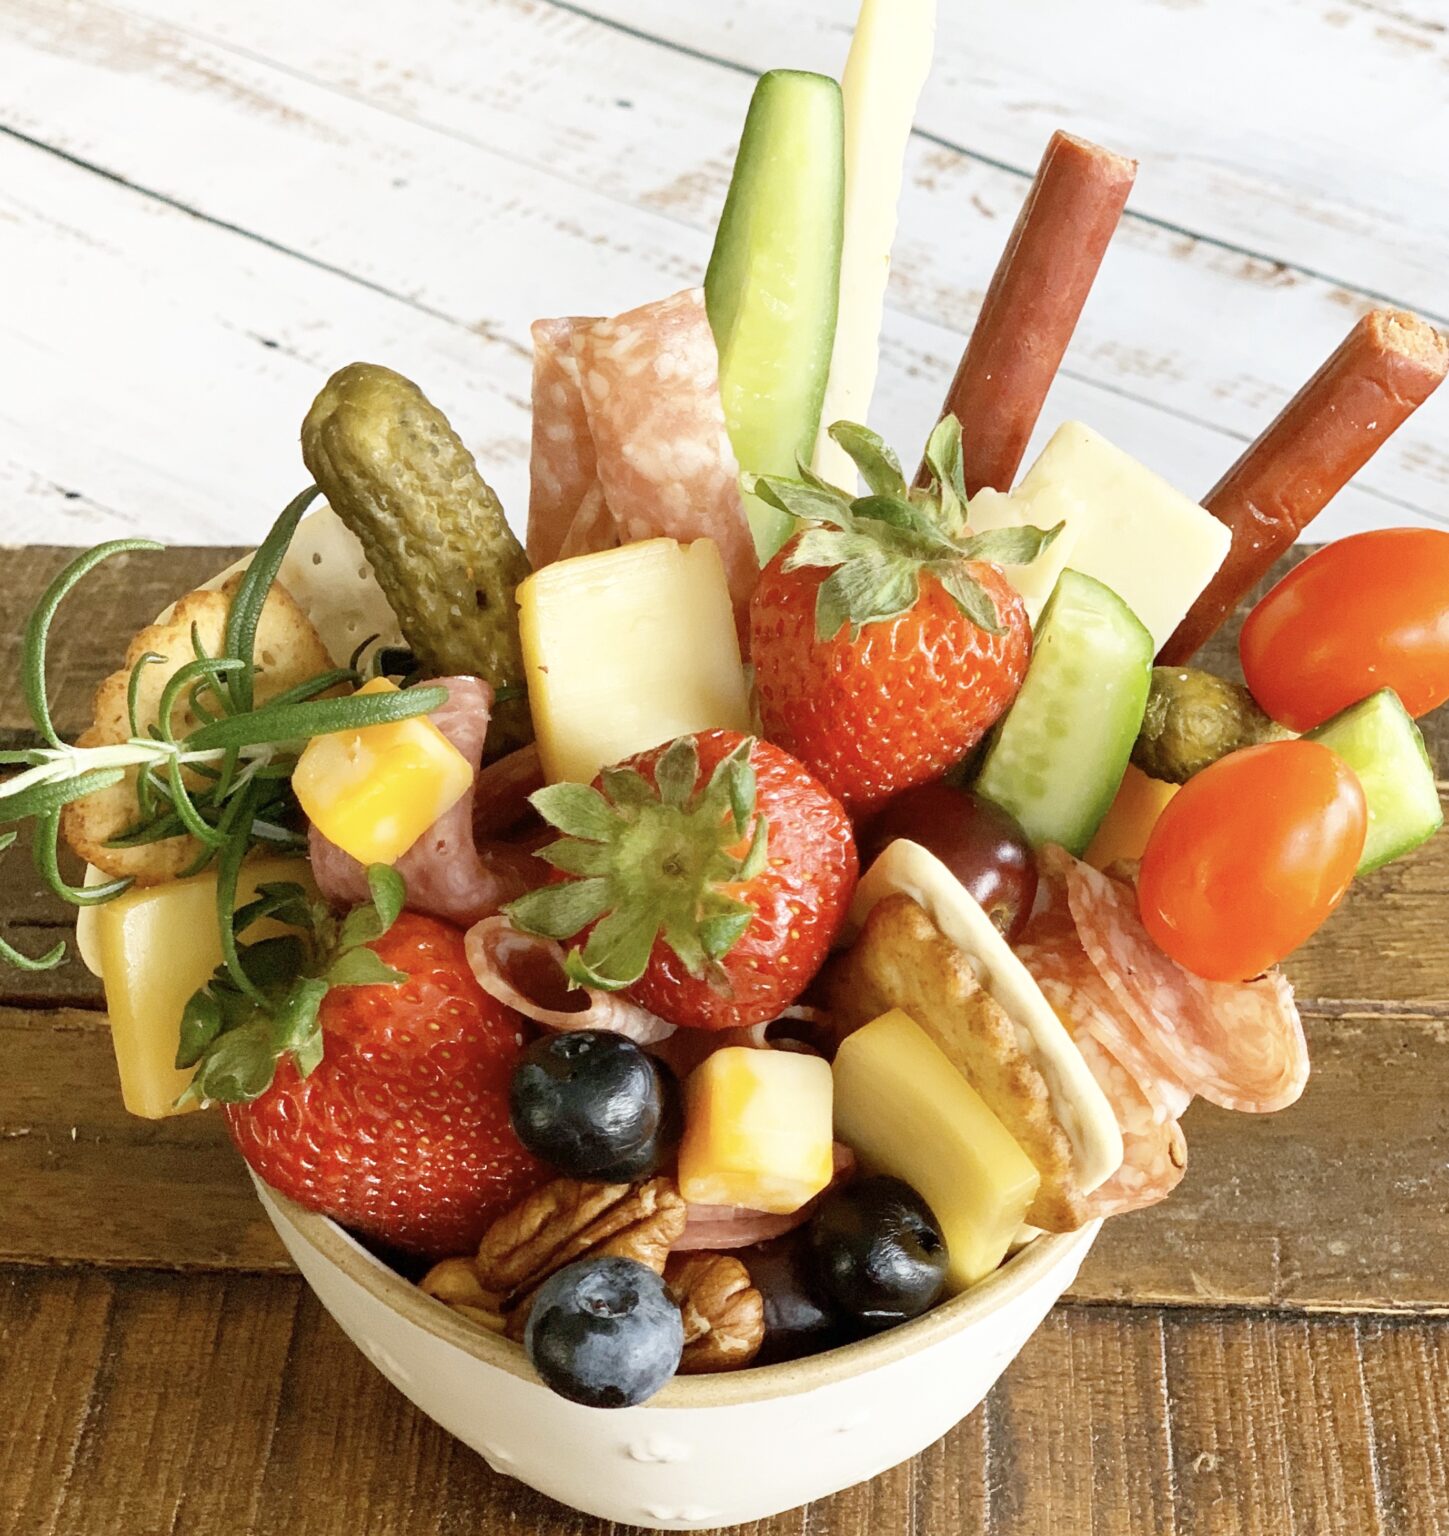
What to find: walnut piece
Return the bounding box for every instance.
[667,1252,765,1374]
[474,1176,687,1340]
[418,1256,506,1334]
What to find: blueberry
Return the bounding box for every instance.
[509,1030,680,1181]
[806,1176,949,1332]
[524,1256,684,1408]
[745,1233,847,1365]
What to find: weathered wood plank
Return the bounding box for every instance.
[5,1271,1446,1536]
[0,2,1445,547]
[3,1001,1445,1314]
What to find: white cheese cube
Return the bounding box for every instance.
[967,486,1085,624]
[969,423,1231,650]
[519,538,753,784]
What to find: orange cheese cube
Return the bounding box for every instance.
[292,677,472,864]
[1085,764,1180,869]
[678,1047,835,1215]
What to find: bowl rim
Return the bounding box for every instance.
[259,1180,1099,1409]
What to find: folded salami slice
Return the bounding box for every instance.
[526,289,759,637]
[1041,845,1309,1114]
[464,915,677,1047]
[675,1145,856,1251]
[310,677,545,926]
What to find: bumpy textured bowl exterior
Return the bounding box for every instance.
[255,1177,1097,1530]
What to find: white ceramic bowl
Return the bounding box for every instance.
[254,1175,1098,1530]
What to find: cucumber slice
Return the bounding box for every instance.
[973,570,1153,856]
[706,70,844,563]
[1306,689,1443,873]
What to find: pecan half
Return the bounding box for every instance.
[667,1252,765,1374]
[475,1177,687,1339]
[418,1256,506,1334]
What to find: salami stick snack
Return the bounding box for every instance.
[919,131,1136,496]
[1160,308,1448,664]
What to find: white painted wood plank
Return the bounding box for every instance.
[563,0,1449,317]
[0,0,1444,549]
[0,130,536,544]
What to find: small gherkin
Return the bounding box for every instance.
[1133,666,1289,783]
[302,363,532,752]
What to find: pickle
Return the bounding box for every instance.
[301,363,532,751]
[1132,667,1286,783]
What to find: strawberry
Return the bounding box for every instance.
[222,911,546,1258]
[747,419,1057,816]
[506,730,857,1031]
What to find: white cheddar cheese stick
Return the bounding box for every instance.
[812,0,936,489]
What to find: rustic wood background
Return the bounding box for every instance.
[0,0,1445,549]
[2,547,1446,1533]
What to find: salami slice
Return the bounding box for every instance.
[1041,844,1309,1114]
[674,1146,856,1251]
[309,677,545,926]
[527,290,759,639]
[526,317,601,569]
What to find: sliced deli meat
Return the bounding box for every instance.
[1041,844,1310,1114]
[309,677,545,926]
[526,289,759,637]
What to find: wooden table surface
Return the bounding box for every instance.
[2,546,1447,1535]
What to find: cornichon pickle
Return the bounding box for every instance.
[1132,667,1287,783]
[302,363,532,751]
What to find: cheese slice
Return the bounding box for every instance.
[969,423,1231,649]
[812,0,937,486]
[844,839,1123,1193]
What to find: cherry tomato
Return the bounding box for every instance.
[857,783,1037,942]
[1240,528,1449,732]
[1138,740,1366,982]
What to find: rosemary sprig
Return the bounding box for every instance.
[0,493,445,973]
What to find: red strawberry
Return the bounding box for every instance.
[224,912,546,1258]
[747,418,1055,816]
[506,730,857,1031]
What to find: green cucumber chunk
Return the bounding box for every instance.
[1306,688,1443,873]
[974,570,1153,856]
[705,70,844,563]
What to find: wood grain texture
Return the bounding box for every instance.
[0,0,1444,548]
[4,1270,1446,1536]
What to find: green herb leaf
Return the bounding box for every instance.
[185,684,447,753]
[828,422,906,498]
[224,485,321,714]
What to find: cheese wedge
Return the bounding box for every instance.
[845,839,1123,1193]
[833,1009,1039,1290]
[95,857,313,1119]
[519,538,752,785]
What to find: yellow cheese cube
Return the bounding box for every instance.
[678,1047,835,1215]
[95,857,314,1119]
[292,677,472,865]
[832,1010,1040,1292]
[1085,765,1180,870]
[518,538,752,785]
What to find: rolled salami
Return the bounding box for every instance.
[919,131,1136,496]
[1160,308,1449,665]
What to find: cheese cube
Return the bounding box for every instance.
[832,1009,1040,1291]
[969,423,1231,649]
[967,486,1085,623]
[292,677,472,865]
[1085,765,1180,869]
[95,857,313,1118]
[518,538,752,785]
[678,1047,835,1215]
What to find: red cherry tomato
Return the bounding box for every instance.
[1138,740,1366,982]
[1240,528,1449,732]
